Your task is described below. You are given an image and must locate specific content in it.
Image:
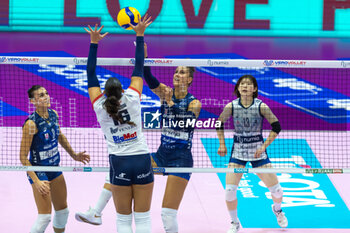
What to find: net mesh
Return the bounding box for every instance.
[0,57,349,172]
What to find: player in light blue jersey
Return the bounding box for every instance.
[20,85,90,233]
[80,15,154,233]
[142,43,202,233]
[216,75,288,233]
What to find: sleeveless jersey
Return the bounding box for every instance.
[26,109,60,166]
[93,88,149,156]
[231,98,267,161]
[160,92,197,150]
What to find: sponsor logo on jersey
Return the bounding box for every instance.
[113,132,137,143]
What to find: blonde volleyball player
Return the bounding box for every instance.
[142,44,202,233]
[216,75,288,233]
[83,15,154,233]
[20,85,90,233]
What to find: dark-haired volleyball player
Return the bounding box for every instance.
[216,75,288,233]
[142,43,201,233]
[82,15,154,233]
[20,85,90,233]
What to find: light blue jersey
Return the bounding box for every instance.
[231,98,267,161]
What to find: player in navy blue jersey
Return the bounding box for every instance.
[216,75,288,233]
[20,85,90,233]
[142,43,202,233]
[82,15,154,233]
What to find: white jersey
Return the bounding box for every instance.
[93,88,149,156]
[231,98,267,161]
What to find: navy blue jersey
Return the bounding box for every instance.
[160,92,197,150]
[25,109,60,166]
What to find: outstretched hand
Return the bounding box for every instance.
[84,24,109,44]
[129,13,152,36]
[72,151,90,165]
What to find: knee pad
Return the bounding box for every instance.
[225,184,238,202]
[117,213,133,233]
[134,211,151,233]
[53,208,69,229]
[269,184,283,199]
[161,208,178,233]
[31,214,51,233]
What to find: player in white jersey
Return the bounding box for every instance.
[216,75,288,233]
[82,15,153,233]
[20,85,90,233]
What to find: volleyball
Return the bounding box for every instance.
[117,7,140,30]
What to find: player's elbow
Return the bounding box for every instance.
[271,121,281,134]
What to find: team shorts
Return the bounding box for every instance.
[109,153,154,186]
[229,156,271,168]
[27,171,62,184]
[151,145,193,180]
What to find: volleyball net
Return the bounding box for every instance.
[0,57,349,173]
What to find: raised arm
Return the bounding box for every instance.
[128,14,152,94]
[143,43,167,98]
[84,24,109,103]
[254,103,281,158]
[216,102,233,157]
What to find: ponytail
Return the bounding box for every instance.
[104,78,135,126]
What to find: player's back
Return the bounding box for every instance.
[93,88,149,156]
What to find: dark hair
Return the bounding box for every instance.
[103,78,135,126]
[186,66,195,86]
[234,75,258,98]
[27,85,43,98]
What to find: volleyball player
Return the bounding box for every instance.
[83,15,154,233]
[142,43,202,233]
[20,85,90,233]
[216,75,288,233]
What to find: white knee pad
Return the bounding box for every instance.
[225,184,238,202]
[117,213,133,233]
[31,214,51,233]
[105,173,110,184]
[161,208,178,233]
[134,211,151,233]
[53,208,69,229]
[269,183,283,199]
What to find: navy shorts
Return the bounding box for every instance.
[109,153,154,186]
[229,156,271,168]
[151,145,193,181]
[27,171,62,184]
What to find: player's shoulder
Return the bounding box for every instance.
[258,101,271,114]
[224,101,233,109]
[50,109,59,117]
[125,87,141,97]
[24,119,36,126]
[93,94,106,109]
[23,119,37,133]
[255,98,263,104]
[231,98,239,107]
[123,88,141,105]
